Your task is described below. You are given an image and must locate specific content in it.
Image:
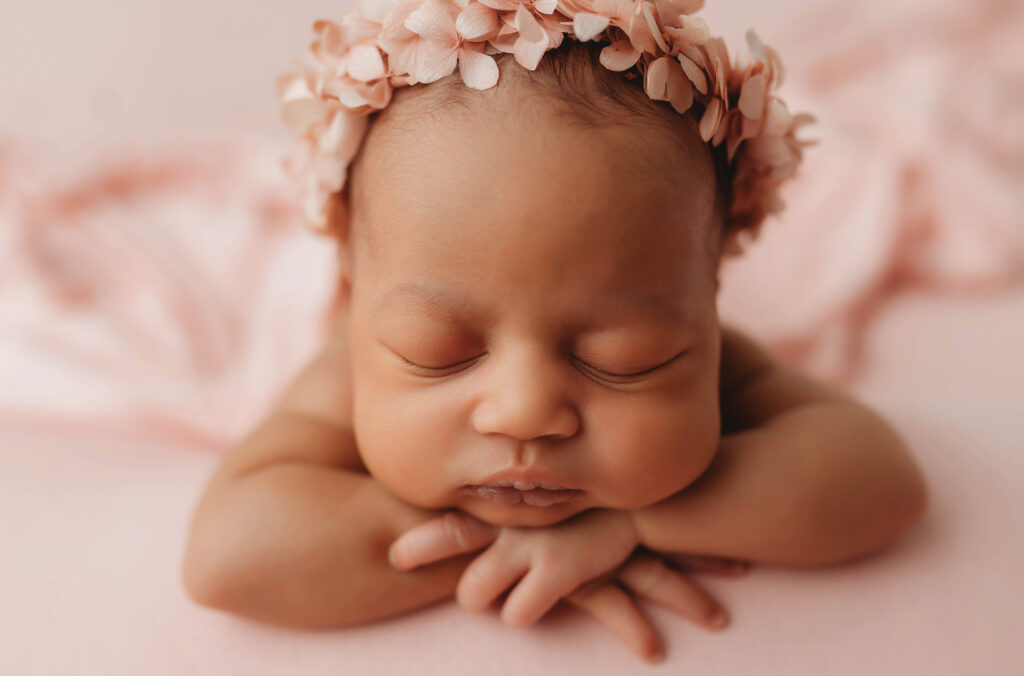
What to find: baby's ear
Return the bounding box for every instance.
[324,189,351,245]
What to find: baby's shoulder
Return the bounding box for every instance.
[267,312,362,469]
[718,323,774,401]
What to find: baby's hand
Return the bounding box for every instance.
[388,509,737,662]
[390,508,638,626]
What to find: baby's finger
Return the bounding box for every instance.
[662,553,752,577]
[455,547,529,614]
[388,510,498,571]
[565,580,665,664]
[499,565,577,628]
[617,552,728,631]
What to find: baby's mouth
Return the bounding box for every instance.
[470,480,584,507]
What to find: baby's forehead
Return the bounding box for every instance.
[354,110,714,227]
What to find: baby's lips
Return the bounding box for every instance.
[471,485,583,507]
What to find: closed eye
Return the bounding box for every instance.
[573,350,687,380]
[396,354,481,376]
[393,350,688,379]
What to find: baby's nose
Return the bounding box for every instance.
[470,355,580,442]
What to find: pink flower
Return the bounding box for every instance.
[383,0,499,89]
[469,1,567,71]
[304,13,394,112]
[672,35,730,143]
[278,0,817,243]
[643,55,693,113]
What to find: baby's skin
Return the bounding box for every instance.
[182,63,928,663]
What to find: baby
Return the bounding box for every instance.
[182,2,927,664]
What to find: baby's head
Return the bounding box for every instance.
[334,40,727,527]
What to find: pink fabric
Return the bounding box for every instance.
[1,0,1022,673]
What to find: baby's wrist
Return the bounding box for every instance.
[601,506,643,551]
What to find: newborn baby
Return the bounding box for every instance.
[183,37,927,663]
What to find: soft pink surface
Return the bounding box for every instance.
[1,0,1022,673]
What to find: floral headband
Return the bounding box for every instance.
[277,0,817,255]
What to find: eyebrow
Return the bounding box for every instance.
[371,280,695,328]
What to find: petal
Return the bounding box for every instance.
[389,72,418,86]
[664,15,709,45]
[313,19,347,56]
[384,41,417,76]
[594,0,633,16]
[599,40,641,71]
[319,109,368,165]
[515,5,546,44]
[329,81,372,108]
[699,96,722,142]
[744,28,766,64]
[573,13,610,42]
[534,0,559,13]
[626,20,660,55]
[514,35,548,70]
[478,0,519,9]
[380,3,419,49]
[744,135,797,167]
[724,111,745,160]
[740,110,763,141]
[762,98,792,136]
[304,179,330,230]
[738,72,766,119]
[712,107,731,145]
[331,78,393,109]
[346,44,387,81]
[765,42,785,88]
[640,3,670,53]
[666,63,694,114]
[459,47,500,89]
[455,3,499,40]
[676,53,707,94]
[645,56,693,114]
[792,112,817,128]
[280,76,328,133]
[412,40,460,82]
[405,0,457,42]
[489,32,517,53]
[645,55,670,99]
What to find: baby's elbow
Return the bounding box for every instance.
[891,457,929,537]
[181,525,236,611]
[816,451,929,566]
[875,432,930,545]
[180,497,259,613]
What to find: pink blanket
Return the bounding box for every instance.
[2,0,1022,673]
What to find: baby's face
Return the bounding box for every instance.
[342,94,722,527]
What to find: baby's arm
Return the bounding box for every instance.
[632,325,929,565]
[181,333,471,627]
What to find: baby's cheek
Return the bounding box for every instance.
[350,372,454,509]
[594,395,720,509]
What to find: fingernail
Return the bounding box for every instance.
[387,546,402,570]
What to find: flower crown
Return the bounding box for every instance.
[277,0,817,256]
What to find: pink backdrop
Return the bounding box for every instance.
[1,0,1022,673]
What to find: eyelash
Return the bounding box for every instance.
[398,353,677,380]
